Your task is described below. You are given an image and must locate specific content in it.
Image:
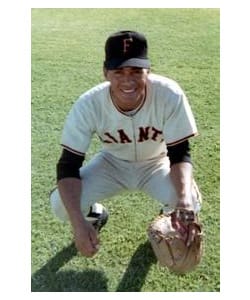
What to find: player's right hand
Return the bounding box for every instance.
[73,220,100,257]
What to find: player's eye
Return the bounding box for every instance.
[133,68,143,73]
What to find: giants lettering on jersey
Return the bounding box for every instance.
[100,126,164,144]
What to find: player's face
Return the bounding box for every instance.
[104,67,149,111]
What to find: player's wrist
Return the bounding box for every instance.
[176,197,193,210]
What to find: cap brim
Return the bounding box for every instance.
[104,58,150,70]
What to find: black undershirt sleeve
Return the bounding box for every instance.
[57,141,191,181]
[56,148,85,182]
[166,140,192,167]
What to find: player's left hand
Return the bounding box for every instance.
[174,199,196,246]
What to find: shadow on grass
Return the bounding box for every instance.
[31,242,108,292]
[32,240,157,292]
[116,240,157,292]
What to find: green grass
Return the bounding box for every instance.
[31,8,220,292]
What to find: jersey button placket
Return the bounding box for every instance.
[130,116,137,161]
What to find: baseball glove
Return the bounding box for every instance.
[147,208,203,274]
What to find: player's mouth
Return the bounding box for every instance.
[119,89,138,103]
[119,88,137,97]
[121,88,136,93]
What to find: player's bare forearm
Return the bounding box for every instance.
[57,177,85,227]
[58,177,99,256]
[170,162,193,209]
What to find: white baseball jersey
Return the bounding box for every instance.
[61,73,198,161]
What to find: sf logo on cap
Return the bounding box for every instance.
[123,37,133,53]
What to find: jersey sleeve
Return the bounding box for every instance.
[61,98,95,155]
[163,91,198,146]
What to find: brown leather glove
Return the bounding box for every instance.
[148,208,203,274]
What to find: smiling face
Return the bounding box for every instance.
[104,67,149,112]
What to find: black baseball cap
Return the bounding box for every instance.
[104,30,151,70]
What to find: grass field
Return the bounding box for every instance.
[31,8,220,292]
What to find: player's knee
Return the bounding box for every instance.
[49,188,69,222]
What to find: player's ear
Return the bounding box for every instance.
[103,67,108,80]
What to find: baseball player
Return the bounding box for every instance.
[50,30,201,258]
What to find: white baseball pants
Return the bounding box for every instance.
[50,151,201,221]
